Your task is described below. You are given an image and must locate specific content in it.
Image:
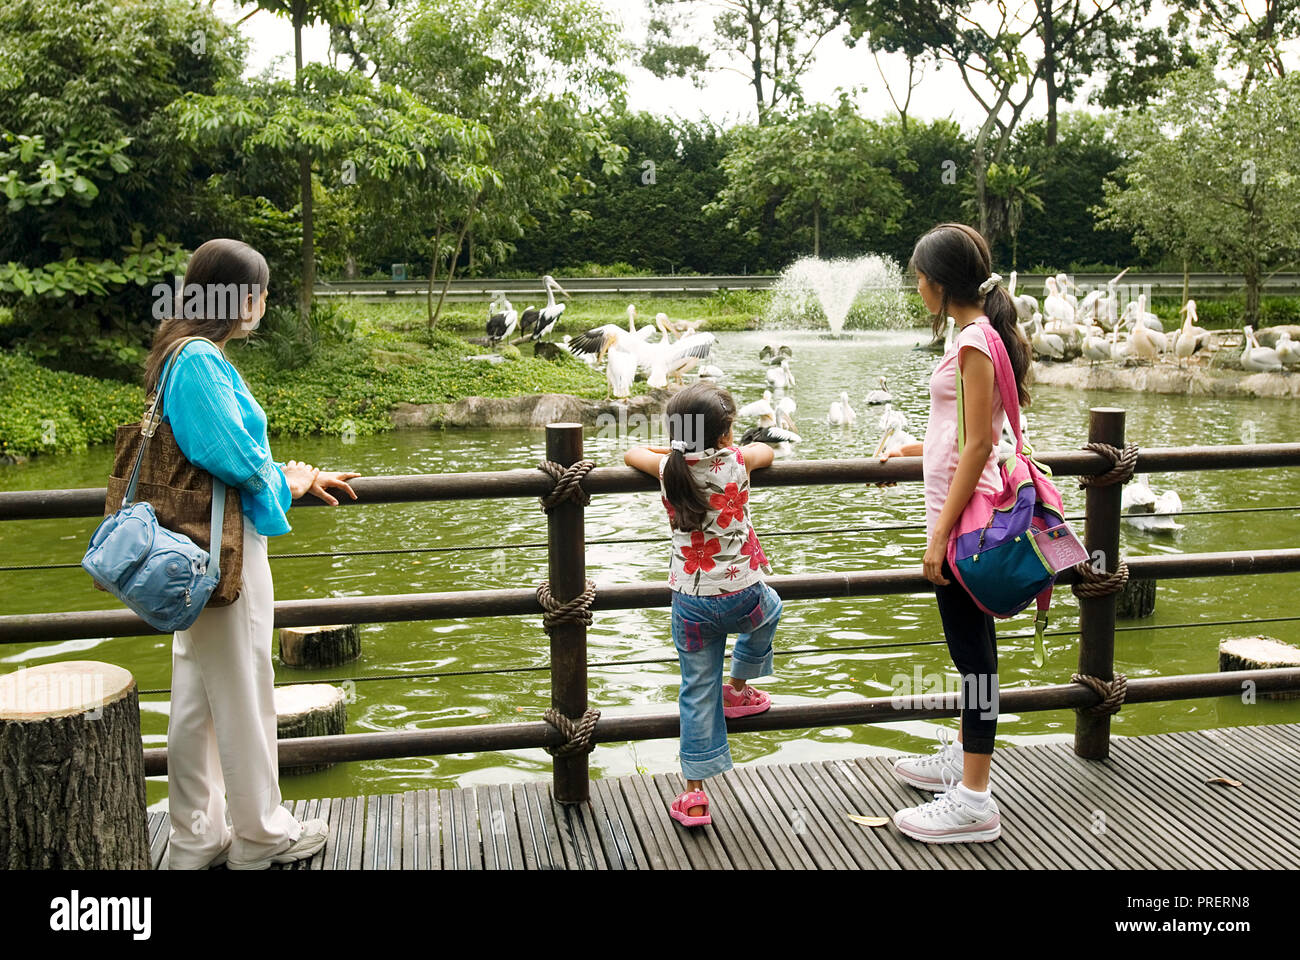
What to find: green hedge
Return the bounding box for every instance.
[0,351,144,458]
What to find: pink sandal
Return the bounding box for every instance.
[670,789,711,827]
[723,684,772,718]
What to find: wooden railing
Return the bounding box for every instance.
[2,411,1299,802]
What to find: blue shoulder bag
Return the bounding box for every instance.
[81,337,226,632]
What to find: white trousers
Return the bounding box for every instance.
[167,514,301,869]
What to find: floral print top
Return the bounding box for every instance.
[657,444,772,596]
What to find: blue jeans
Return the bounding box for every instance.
[671,580,783,780]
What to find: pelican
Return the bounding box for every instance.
[566,305,653,366]
[1030,314,1065,360]
[1134,294,1164,332]
[519,275,570,341]
[1241,326,1283,372]
[864,376,891,405]
[1128,321,1161,365]
[1081,332,1112,366]
[943,316,956,353]
[877,402,908,433]
[828,391,855,426]
[1044,277,1075,325]
[697,363,724,379]
[739,390,800,454]
[1055,273,1079,310]
[1122,474,1184,533]
[1109,320,1135,363]
[1275,331,1300,368]
[874,423,919,461]
[741,423,802,457]
[1172,300,1210,365]
[766,357,796,392]
[759,343,792,364]
[1007,271,1038,321]
[648,332,717,388]
[486,293,518,345]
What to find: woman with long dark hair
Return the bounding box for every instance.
[882,222,1032,843]
[146,239,360,869]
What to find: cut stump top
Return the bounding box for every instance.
[274,683,345,719]
[1220,635,1300,666]
[0,660,135,720]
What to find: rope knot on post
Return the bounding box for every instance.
[542,707,601,757]
[536,578,596,631]
[1078,441,1138,489]
[538,459,594,512]
[1071,672,1128,716]
[1070,558,1130,599]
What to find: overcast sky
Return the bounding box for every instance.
[217,0,1299,131]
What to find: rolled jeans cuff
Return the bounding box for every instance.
[680,742,733,781]
[729,648,774,681]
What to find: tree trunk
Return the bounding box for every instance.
[1219,635,1300,700]
[0,661,149,868]
[279,623,362,669]
[749,9,766,123]
[295,15,314,323]
[1041,0,1058,147]
[431,199,479,331]
[1182,257,1189,306]
[275,684,348,774]
[813,201,820,258]
[425,223,443,333]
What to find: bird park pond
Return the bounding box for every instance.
[3,327,1299,808]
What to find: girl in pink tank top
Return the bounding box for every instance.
[880,223,1034,845]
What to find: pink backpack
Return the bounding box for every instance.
[946,320,1086,665]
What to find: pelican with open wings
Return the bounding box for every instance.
[567,306,716,389]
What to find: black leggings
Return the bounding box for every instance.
[934,559,999,754]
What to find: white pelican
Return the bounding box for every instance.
[1030,314,1065,360]
[605,349,637,400]
[828,391,856,426]
[1122,475,1184,533]
[1109,321,1135,362]
[1241,326,1283,372]
[1007,271,1038,321]
[759,343,792,364]
[1081,332,1112,366]
[739,390,800,454]
[520,275,570,341]
[1172,300,1210,365]
[877,402,909,433]
[1044,278,1075,325]
[486,293,518,345]
[741,423,802,457]
[1055,273,1079,310]
[765,357,796,391]
[1275,331,1300,368]
[874,423,919,461]
[774,395,797,431]
[648,332,716,387]
[864,376,891,405]
[697,363,724,379]
[943,316,956,353]
[739,390,774,419]
[1128,322,1161,364]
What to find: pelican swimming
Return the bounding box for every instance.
[486,293,518,345]
[759,343,792,364]
[864,376,891,405]
[828,391,855,426]
[1122,474,1184,533]
[697,363,724,379]
[876,402,909,433]
[739,390,800,455]
[765,357,796,392]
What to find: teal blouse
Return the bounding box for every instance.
[159,339,293,537]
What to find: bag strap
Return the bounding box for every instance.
[122,336,218,504]
[955,320,1024,455]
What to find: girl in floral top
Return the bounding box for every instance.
[625,381,782,828]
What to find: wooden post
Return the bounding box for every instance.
[0,661,149,868]
[1075,408,1126,760]
[546,422,590,803]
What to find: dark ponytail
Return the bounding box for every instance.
[661,380,737,532]
[908,222,1032,407]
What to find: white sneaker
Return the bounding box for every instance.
[227,819,329,870]
[892,728,964,791]
[893,773,1001,844]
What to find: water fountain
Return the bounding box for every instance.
[767,254,913,334]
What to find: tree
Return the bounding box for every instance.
[235,1,363,320]
[364,0,627,329]
[1094,64,1300,323]
[642,0,844,123]
[0,0,245,377]
[966,162,1044,268]
[1173,0,1299,86]
[171,62,491,321]
[706,96,911,260]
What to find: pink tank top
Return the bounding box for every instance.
[922,320,1007,538]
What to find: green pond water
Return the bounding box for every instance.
[2,329,1298,810]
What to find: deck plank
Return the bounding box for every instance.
[148,723,1300,871]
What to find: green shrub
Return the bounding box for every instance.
[0,352,143,458]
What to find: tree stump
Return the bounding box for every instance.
[1115,578,1157,619]
[0,661,149,869]
[275,684,347,775]
[1219,636,1300,700]
[279,623,362,668]
[533,341,567,362]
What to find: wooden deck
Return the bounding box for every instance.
[148,723,1300,870]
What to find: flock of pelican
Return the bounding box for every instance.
[564,304,717,395]
[1007,270,1298,373]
